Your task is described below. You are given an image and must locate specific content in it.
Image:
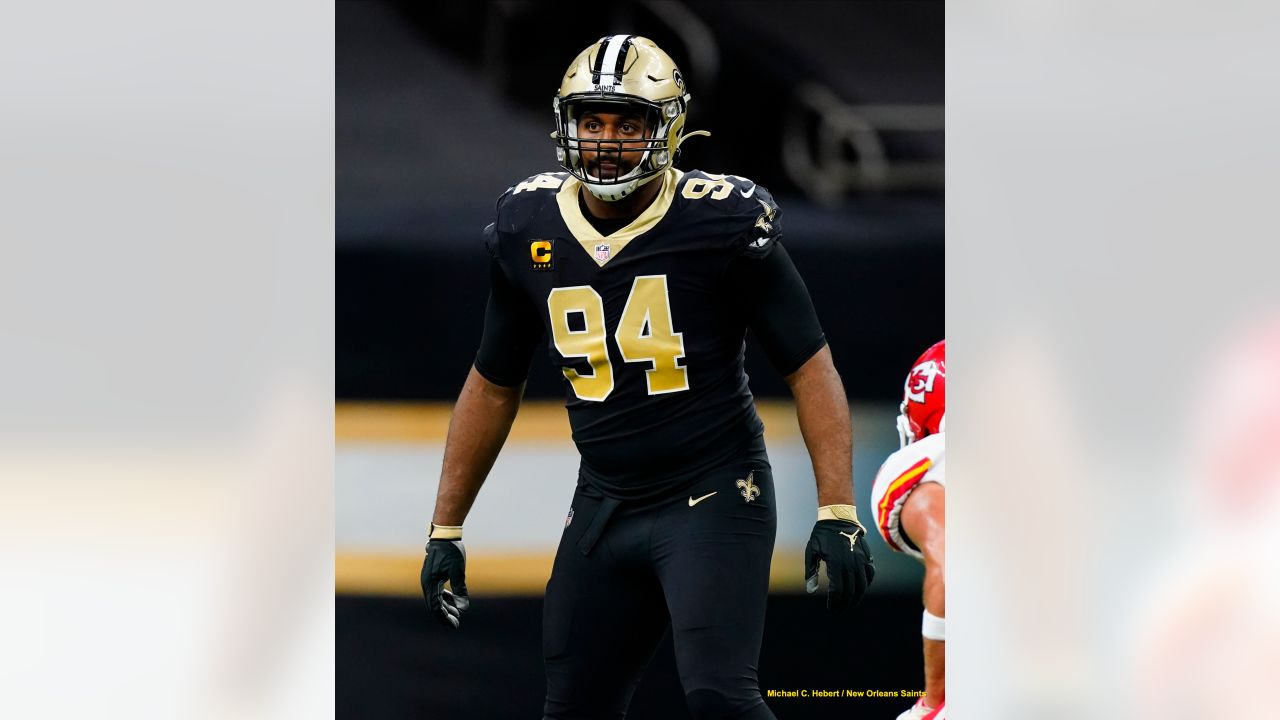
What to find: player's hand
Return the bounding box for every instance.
[421,534,470,628]
[804,506,875,612]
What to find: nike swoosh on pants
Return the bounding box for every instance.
[688,492,717,506]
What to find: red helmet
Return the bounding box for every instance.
[896,340,946,447]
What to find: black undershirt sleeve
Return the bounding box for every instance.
[473,260,545,386]
[725,243,828,377]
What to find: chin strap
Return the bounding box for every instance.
[586,163,671,202]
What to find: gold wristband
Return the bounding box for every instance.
[817,505,868,535]
[429,523,463,540]
[817,504,860,524]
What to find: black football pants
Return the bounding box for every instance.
[542,461,778,720]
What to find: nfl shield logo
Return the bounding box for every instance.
[594,243,611,262]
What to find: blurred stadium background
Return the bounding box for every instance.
[337,1,942,717]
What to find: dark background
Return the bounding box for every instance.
[338,594,927,719]
[337,0,943,403]
[338,1,942,717]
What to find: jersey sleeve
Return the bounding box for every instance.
[716,182,825,375]
[473,196,544,386]
[482,188,511,259]
[725,242,827,376]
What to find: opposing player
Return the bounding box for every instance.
[871,340,946,720]
[420,35,875,719]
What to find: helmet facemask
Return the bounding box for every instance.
[554,95,687,202]
[896,401,918,448]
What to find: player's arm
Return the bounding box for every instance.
[422,258,543,628]
[783,347,876,609]
[783,345,852,506]
[728,242,875,611]
[430,366,524,527]
[729,243,846,500]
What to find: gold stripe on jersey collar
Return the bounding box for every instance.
[556,167,683,267]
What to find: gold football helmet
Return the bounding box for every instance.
[552,35,709,201]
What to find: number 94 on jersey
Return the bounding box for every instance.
[547,274,687,401]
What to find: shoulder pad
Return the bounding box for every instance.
[494,172,570,235]
[674,170,783,257]
[675,170,767,212]
[877,434,946,484]
[675,169,779,220]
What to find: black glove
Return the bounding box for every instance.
[421,529,470,629]
[805,506,875,612]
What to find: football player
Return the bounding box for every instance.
[421,35,875,720]
[870,340,946,720]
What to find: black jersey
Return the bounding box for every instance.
[475,168,825,500]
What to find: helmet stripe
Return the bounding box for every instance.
[612,35,635,80]
[594,34,633,88]
[590,37,609,83]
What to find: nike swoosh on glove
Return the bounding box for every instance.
[805,519,876,612]
[421,538,470,628]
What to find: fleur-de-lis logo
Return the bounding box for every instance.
[736,471,760,503]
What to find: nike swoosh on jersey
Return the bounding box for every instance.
[739,185,756,198]
[688,491,718,506]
